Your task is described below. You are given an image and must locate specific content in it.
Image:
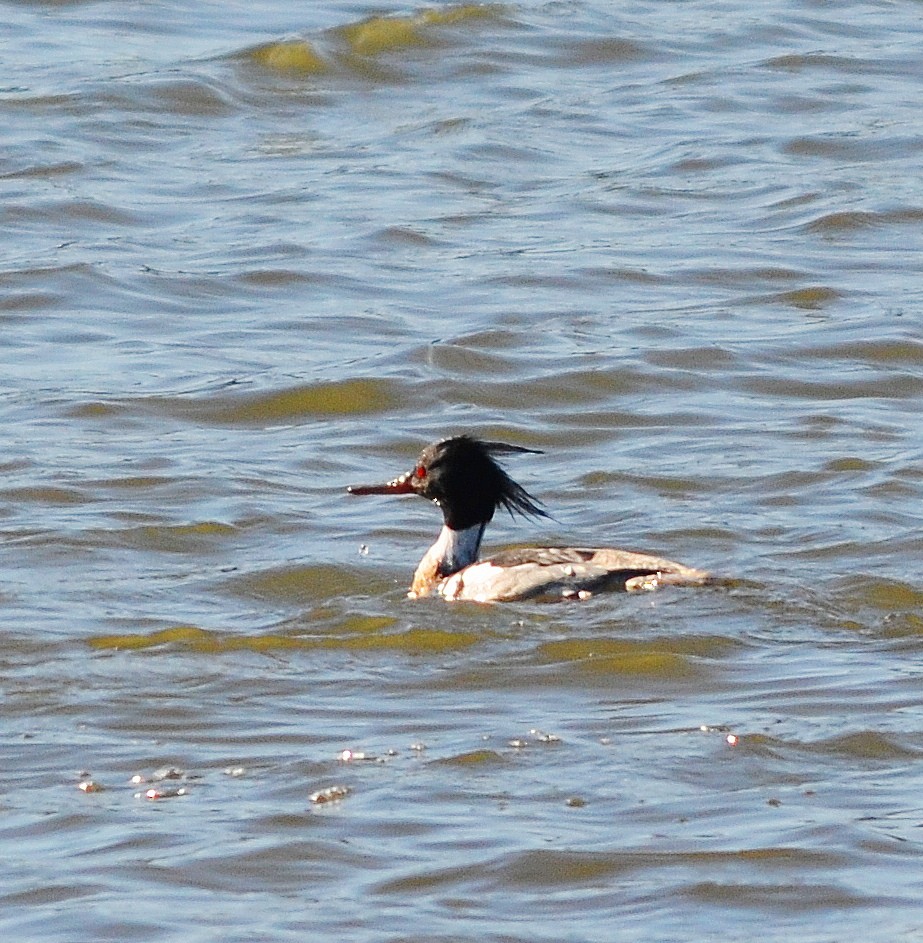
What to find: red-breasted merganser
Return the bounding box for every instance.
[347,435,709,602]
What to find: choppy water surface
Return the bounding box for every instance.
[2,0,923,939]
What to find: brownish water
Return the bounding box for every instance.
[2,2,923,940]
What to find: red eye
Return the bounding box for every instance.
[414,464,426,479]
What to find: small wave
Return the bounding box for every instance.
[803,207,923,236]
[250,41,329,75]
[835,575,923,614]
[134,377,401,426]
[97,520,237,554]
[785,135,919,162]
[376,845,846,896]
[536,634,742,680]
[337,5,501,57]
[87,621,481,654]
[763,53,882,76]
[767,286,842,309]
[230,563,370,604]
[683,879,871,911]
[809,730,923,762]
[803,337,923,366]
[242,4,506,78]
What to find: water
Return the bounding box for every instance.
[2,0,923,939]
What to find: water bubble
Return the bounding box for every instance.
[140,785,188,800]
[309,785,350,805]
[338,749,367,762]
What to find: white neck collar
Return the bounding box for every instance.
[430,522,486,576]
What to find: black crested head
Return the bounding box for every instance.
[347,435,549,530]
[410,435,547,530]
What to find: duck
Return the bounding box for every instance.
[347,434,709,602]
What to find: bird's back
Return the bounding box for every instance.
[438,546,710,602]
